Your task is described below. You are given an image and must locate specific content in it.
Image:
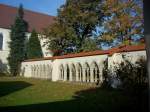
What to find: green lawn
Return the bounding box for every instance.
[0,76,133,112]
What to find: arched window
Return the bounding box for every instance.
[0,33,3,50]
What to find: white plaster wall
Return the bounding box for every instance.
[0,28,11,68]
[0,28,11,51]
[108,51,146,69]
[0,28,53,72]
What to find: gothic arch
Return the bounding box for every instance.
[83,62,90,82]
[70,63,76,81]
[76,63,82,82]
[64,64,70,81]
[91,61,99,82]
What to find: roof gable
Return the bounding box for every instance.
[0,4,55,32]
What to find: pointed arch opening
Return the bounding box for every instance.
[91,61,99,83]
[70,63,76,82]
[84,62,90,83]
[59,64,64,81]
[76,63,82,82]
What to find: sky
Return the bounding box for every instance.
[0,0,66,16]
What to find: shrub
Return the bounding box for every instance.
[113,56,148,111]
[114,56,147,93]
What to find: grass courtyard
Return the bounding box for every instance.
[0,76,137,112]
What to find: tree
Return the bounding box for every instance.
[81,38,100,52]
[8,4,28,76]
[44,0,102,55]
[27,30,43,59]
[100,0,143,46]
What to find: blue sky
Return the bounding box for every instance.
[0,0,66,16]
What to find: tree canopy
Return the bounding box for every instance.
[27,30,43,59]
[43,0,102,55]
[100,0,143,47]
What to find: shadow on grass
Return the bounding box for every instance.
[0,81,32,97]
[0,87,147,112]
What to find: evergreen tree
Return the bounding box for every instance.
[8,4,28,76]
[27,30,43,59]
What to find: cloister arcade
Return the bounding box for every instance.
[30,64,52,80]
[21,47,146,83]
[59,61,103,83]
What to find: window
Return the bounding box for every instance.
[0,33,3,50]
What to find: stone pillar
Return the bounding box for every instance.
[90,68,94,83]
[37,67,39,78]
[76,71,79,82]
[35,68,37,78]
[86,71,89,82]
[64,69,67,81]
[59,69,61,80]
[39,66,42,78]
[79,70,81,82]
[50,69,52,80]
[82,68,86,82]
[69,69,73,82]
[45,69,47,79]
[61,70,63,80]
[99,68,103,83]
[95,69,98,82]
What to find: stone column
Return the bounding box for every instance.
[79,70,81,82]
[90,68,94,83]
[40,67,42,78]
[69,69,73,82]
[82,68,86,82]
[61,70,63,80]
[35,68,37,78]
[37,67,39,78]
[76,71,79,82]
[64,68,67,81]
[59,69,61,80]
[87,69,91,82]
[95,69,98,82]
[99,68,103,83]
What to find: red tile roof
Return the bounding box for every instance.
[0,4,55,32]
[24,45,146,62]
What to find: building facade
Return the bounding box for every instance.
[0,4,54,72]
